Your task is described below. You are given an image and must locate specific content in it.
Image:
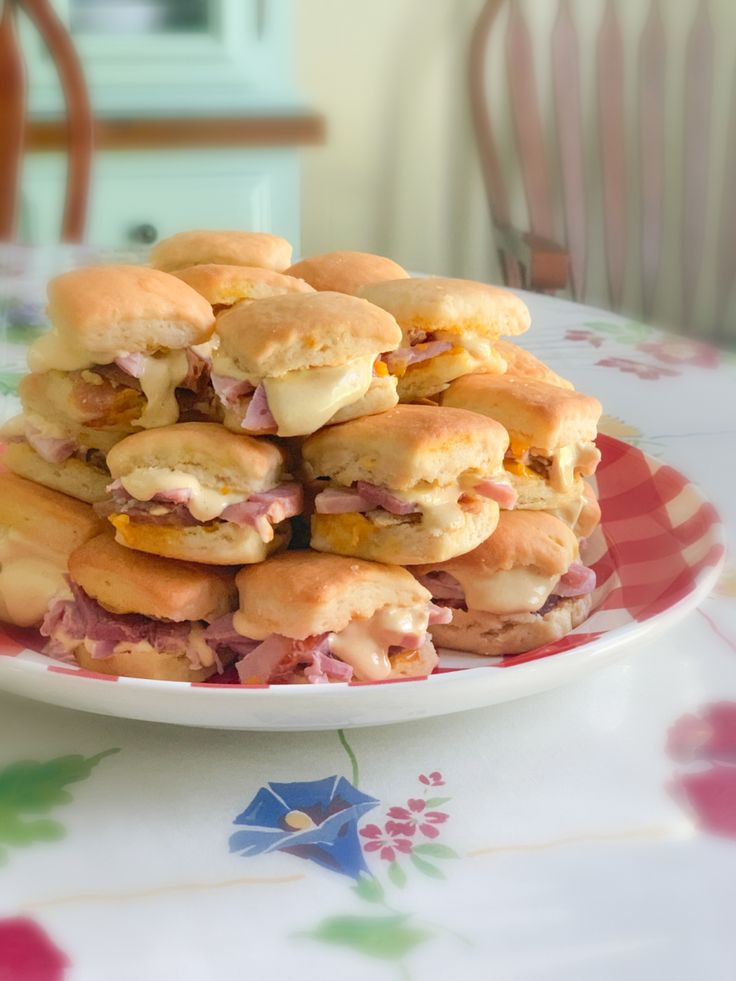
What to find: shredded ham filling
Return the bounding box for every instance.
[41,581,222,671]
[313,478,516,517]
[418,562,596,614]
[95,481,303,542]
[203,602,451,686]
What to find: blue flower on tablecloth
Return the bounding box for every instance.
[229,775,379,879]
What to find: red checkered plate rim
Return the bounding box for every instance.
[0,435,725,730]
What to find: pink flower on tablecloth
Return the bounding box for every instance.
[359,822,413,862]
[596,356,679,380]
[0,917,69,981]
[667,703,736,764]
[565,329,604,348]
[385,799,449,839]
[670,767,736,838]
[638,338,720,369]
[668,702,736,840]
[418,771,444,787]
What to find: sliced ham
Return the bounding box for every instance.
[181,350,209,393]
[302,650,354,684]
[211,373,254,406]
[152,487,193,505]
[114,353,145,378]
[204,614,260,658]
[427,601,453,625]
[26,425,77,464]
[314,486,373,514]
[220,483,303,542]
[355,481,418,515]
[383,340,453,374]
[416,571,465,601]
[474,479,518,509]
[555,562,596,597]
[235,634,293,684]
[242,383,277,432]
[41,581,219,669]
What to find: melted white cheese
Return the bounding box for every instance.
[120,468,249,523]
[27,330,99,373]
[450,566,560,615]
[263,355,375,437]
[135,351,189,428]
[0,529,69,626]
[328,605,430,681]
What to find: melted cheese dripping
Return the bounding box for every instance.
[0,529,69,626]
[120,468,249,523]
[328,605,430,681]
[28,330,98,373]
[262,355,375,437]
[449,565,560,615]
[135,351,189,428]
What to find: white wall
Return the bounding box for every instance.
[295,0,736,341]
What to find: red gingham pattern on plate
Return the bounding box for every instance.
[0,436,724,686]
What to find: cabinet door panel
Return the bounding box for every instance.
[21,149,300,248]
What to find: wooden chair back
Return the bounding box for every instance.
[0,0,93,242]
[469,0,736,341]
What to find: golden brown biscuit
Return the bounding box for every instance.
[151,230,292,273]
[285,251,409,295]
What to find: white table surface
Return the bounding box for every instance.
[0,250,734,981]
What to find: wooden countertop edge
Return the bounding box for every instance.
[24,113,327,151]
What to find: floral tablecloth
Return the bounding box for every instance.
[1,249,735,981]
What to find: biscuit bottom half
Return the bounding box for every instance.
[429,593,593,657]
[309,497,499,566]
[73,642,235,682]
[108,515,290,565]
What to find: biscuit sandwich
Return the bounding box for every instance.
[174,263,314,314]
[357,277,530,401]
[413,510,596,656]
[3,410,127,503]
[546,481,601,541]
[0,473,104,627]
[302,404,516,565]
[211,292,402,437]
[284,250,409,295]
[151,230,292,273]
[441,375,601,510]
[41,533,238,681]
[202,550,452,684]
[494,339,574,390]
[98,422,301,564]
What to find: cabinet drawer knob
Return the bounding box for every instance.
[129,223,158,244]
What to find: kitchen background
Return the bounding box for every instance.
[9,0,736,342]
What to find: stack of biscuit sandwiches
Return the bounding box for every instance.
[0,232,602,685]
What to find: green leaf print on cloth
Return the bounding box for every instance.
[0,749,119,863]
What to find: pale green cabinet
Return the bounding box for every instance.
[19,0,310,248]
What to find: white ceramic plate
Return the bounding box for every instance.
[0,436,725,729]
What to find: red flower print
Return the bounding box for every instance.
[638,339,719,369]
[596,357,679,381]
[670,767,736,838]
[668,703,736,840]
[384,800,448,839]
[0,918,69,981]
[419,771,444,787]
[667,704,736,764]
[359,823,413,862]
[565,329,604,348]
[385,820,415,837]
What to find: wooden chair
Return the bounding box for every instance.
[0,0,92,242]
[469,0,736,340]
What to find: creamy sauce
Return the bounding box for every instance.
[0,528,69,626]
[390,483,466,537]
[27,330,100,373]
[135,351,189,428]
[507,441,600,493]
[263,355,375,437]
[451,566,559,615]
[120,467,248,523]
[328,605,430,681]
[433,330,506,371]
